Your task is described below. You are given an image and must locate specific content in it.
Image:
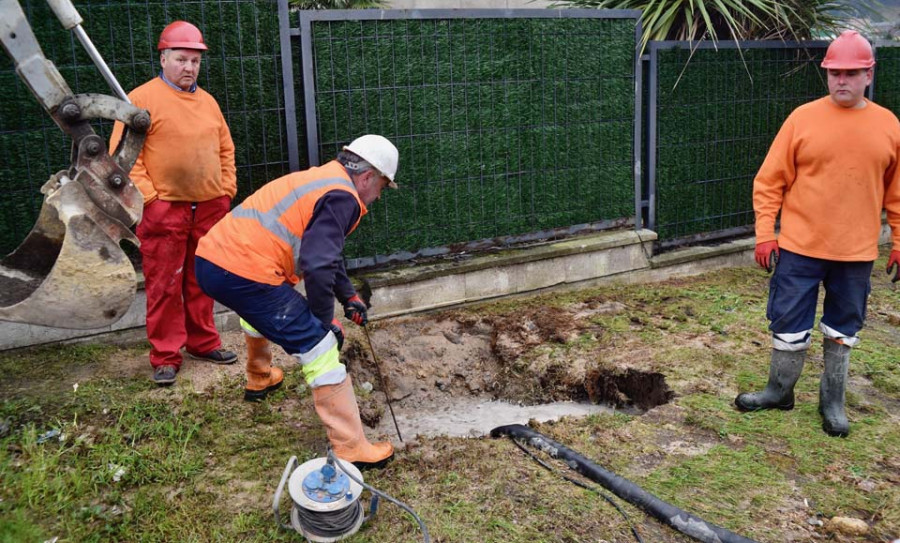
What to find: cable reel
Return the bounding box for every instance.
[273,454,378,542]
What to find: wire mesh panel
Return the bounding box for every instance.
[297,10,640,267]
[0,0,289,255]
[648,42,829,246]
[874,43,900,118]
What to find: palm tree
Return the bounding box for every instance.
[548,0,879,52]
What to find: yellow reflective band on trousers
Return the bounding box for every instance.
[301,345,343,386]
[240,318,264,338]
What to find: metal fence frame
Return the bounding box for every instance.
[277,0,302,172]
[277,5,643,268]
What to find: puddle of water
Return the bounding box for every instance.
[373,396,616,439]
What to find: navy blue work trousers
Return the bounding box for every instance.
[767,249,872,338]
[194,256,328,355]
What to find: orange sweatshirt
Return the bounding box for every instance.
[110,77,237,204]
[754,96,900,261]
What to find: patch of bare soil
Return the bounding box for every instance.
[339,306,675,430]
[91,332,254,393]
[32,300,680,439]
[52,332,286,399]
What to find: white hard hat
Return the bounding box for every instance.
[343,134,399,188]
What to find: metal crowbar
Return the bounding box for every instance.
[358,280,403,442]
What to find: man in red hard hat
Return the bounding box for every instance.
[735,31,900,437]
[110,21,238,386]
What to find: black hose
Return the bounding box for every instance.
[509,438,645,543]
[491,424,759,543]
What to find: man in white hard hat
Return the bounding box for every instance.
[194,134,398,468]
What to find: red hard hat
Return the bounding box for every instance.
[157,21,208,51]
[820,30,874,69]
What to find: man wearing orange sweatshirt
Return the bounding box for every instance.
[735,31,900,437]
[110,21,237,386]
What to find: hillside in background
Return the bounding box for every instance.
[847,0,900,38]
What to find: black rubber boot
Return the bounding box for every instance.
[735,349,806,411]
[820,339,851,437]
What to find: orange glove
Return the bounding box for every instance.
[329,318,345,350]
[343,294,368,326]
[755,241,779,273]
[888,250,900,283]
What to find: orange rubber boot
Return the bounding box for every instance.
[244,334,283,402]
[312,376,394,468]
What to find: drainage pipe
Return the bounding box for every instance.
[491,424,759,543]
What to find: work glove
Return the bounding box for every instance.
[755,240,779,273]
[330,318,345,351]
[343,294,368,326]
[888,250,900,283]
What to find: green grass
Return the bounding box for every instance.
[1,249,899,541]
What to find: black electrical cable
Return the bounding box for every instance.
[330,451,431,543]
[509,438,645,543]
[294,499,363,539]
[491,424,759,543]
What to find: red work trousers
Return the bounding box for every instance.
[137,196,231,369]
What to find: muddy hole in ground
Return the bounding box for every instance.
[341,306,674,439]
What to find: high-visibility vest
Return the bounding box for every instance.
[196,160,367,286]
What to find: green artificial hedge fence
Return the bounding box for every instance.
[3,2,897,262]
[874,44,900,118]
[306,16,638,262]
[653,43,900,244]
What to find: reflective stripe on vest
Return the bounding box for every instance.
[230,177,356,270]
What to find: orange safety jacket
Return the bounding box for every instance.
[196,161,367,286]
[754,96,900,261]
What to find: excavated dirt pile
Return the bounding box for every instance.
[341,304,674,435]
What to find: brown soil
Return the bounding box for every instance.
[341,306,673,428]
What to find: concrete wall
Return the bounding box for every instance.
[365,230,663,318]
[1,224,891,351]
[0,286,241,350]
[0,230,754,350]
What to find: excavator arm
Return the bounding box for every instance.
[0,0,149,329]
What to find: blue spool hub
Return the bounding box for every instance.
[288,456,364,513]
[302,463,352,504]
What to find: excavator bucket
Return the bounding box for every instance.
[0,175,139,329]
[0,0,148,329]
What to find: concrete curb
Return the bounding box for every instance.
[0,229,758,351]
[2,224,891,351]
